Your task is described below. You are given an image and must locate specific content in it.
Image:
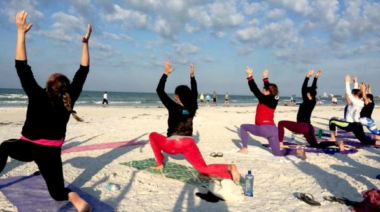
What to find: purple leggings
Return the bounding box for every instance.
[240,124,298,156]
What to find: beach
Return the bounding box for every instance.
[0,105,379,212]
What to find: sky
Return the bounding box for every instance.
[0,0,379,96]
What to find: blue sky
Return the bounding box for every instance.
[0,0,379,96]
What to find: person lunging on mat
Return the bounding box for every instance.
[0,11,91,212]
[238,67,306,160]
[329,76,380,151]
[359,82,380,136]
[149,62,240,182]
[278,70,340,149]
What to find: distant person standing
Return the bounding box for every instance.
[102,92,108,105]
[331,97,338,106]
[200,93,204,106]
[213,91,217,106]
[224,92,230,106]
[205,93,211,106]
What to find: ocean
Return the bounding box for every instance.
[0,88,378,107]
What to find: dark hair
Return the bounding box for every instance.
[175,85,198,116]
[45,73,83,122]
[367,94,374,102]
[306,87,317,97]
[265,83,279,96]
[352,89,363,99]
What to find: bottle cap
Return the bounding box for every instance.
[248,170,252,175]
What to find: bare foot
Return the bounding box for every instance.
[68,192,91,212]
[238,148,248,154]
[150,164,164,170]
[335,140,345,152]
[279,142,284,148]
[296,149,307,160]
[228,164,240,183]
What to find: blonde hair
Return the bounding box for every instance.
[46,73,83,122]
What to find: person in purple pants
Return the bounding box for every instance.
[238,66,306,160]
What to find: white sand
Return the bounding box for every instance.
[0,105,379,212]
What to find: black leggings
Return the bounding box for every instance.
[0,139,71,201]
[329,119,375,145]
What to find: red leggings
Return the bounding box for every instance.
[278,121,336,148]
[149,132,232,179]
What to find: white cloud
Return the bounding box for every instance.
[265,9,286,20]
[2,0,44,24]
[242,1,268,16]
[102,32,132,42]
[103,4,149,28]
[336,38,380,58]
[236,19,300,48]
[211,31,225,38]
[200,55,214,62]
[236,46,255,56]
[173,42,199,55]
[270,0,311,15]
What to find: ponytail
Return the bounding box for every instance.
[62,92,83,122]
[46,73,83,122]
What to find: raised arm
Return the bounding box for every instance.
[367,82,372,94]
[312,70,321,89]
[15,11,32,61]
[353,75,358,89]
[346,75,363,107]
[190,63,198,100]
[14,11,41,96]
[360,83,370,105]
[246,66,265,100]
[302,70,313,100]
[156,62,177,109]
[70,24,92,103]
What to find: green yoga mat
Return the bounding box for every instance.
[121,158,225,186]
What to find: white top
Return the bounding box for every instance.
[345,82,364,123]
[103,93,108,99]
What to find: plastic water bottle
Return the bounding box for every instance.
[317,129,323,139]
[291,133,295,141]
[106,183,120,191]
[244,170,254,197]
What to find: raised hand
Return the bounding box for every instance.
[315,70,322,78]
[82,24,92,43]
[306,70,314,78]
[190,63,194,77]
[246,66,253,77]
[164,61,175,75]
[15,11,33,33]
[263,69,268,78]
[346,75,351,83]
[352,75,357,83]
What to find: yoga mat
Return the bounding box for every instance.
[0,173,113,212]
[121,158,225,186]
[316,139,380,149]
[282,142,358,154]
[262,143,358,155]
[317,133,357,139]
[62,140,147,154]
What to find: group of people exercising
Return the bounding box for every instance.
[0,11,379,212]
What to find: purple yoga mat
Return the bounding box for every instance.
[0,173,114,212]
[316,139,380,149]
[281,142,358,154]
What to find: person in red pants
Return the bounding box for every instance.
[278,70,340,149]
[149,62,240,182]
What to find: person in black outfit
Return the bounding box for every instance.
[277,70,341,149]
[0,11,91,212]
[148,62,240,182]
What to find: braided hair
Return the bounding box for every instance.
[46,73,83,122]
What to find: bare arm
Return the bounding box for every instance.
[15,11,33,61]
[80,24,91,66]
[361,84,370,105]
[368,83,372,94]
